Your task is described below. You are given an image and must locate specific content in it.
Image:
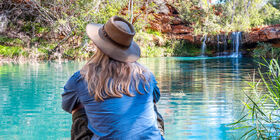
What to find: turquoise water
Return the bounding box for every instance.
[0,57,256,139]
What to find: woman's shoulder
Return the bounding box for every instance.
[145,71,157,85]
[137,62,157,85]
[64,71,83,89]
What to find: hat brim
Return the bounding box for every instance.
[86,23,140,63]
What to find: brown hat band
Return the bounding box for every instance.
[100,26,128,48]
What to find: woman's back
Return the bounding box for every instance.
[62,71,162,139]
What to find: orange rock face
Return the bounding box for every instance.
[173,34,194,42]
[129,1,280,45]
[149,22,172,33]
[172,25,193,34]
[243,25,280,44]
[266,30,277,40]
[248,32,259,43]
[145,3,196,43]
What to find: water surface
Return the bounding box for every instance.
[0,57,257,139]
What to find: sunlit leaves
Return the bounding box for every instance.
[175,0,280,34]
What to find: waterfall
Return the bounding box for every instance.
[217,35,220,56]
[201,35,207,56]
[223,35,228,55]
[230,32,242,58]
[0,14,8,33]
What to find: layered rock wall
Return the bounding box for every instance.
[147,1,280,46]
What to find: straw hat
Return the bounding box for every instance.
[86,16,140,62]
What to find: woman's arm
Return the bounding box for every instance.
[61,71,81,113]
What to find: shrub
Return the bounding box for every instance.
[0,45,25,58]
[253,42,280,59]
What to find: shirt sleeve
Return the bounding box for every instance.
[61,71,81,114]
[151,73,161,103]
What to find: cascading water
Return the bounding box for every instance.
[217,35,220,56]
[201,35,207,56]
[197,32,242,58]
[230,32,242,58]
[223,35,228,55]
[0,14,8,33]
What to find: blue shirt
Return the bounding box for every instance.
[61,71,163,140]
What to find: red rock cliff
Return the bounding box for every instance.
[141,1,280,45]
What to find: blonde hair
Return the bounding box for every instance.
[80,48,150,101]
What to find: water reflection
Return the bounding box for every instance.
[139,57,256,139]
[0,58,256,139]
[0,61,86,139]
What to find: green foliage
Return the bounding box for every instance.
[35,43,57,59]
[0,36,24,46]
[141,46,165,57]
[253,42,280,59]
[135,30,173,57]
[230,59,280,139]
[175,0,280,34]
[0,45,25,58]
[172,41,201,57]
[145,29,163,37]
[262,3,280,25]
[2,0,280,60]
[64,0,129,36]
[62,46,91,59]
[63,48,78,59]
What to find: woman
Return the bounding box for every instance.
[61,16,164,140]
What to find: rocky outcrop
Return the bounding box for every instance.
[146,1,280,46]
[243,25,280,44]
[147,5,197,43]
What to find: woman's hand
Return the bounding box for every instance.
[72,103,84,114]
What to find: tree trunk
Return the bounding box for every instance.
[231,0,235,24]
[130,0,133,23]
